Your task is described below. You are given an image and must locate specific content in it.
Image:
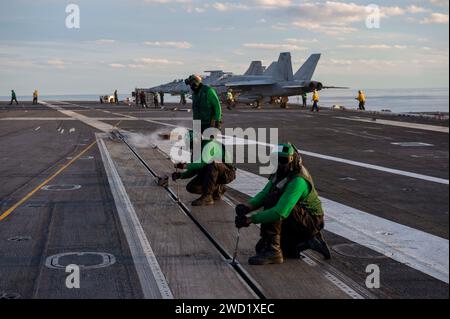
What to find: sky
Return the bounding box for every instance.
[0,0,448,95]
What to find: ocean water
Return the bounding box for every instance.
[1,88,448,113]
[315,88,449,113]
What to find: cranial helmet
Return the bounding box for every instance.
[185,74,202,86]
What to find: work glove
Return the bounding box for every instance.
[235,214,252,229]
[175,163,187,170]
[235,204,251,217]
[172,172,182,181]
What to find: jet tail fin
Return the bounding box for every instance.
[263,52,293,81]
[244,61,264,76]
[294,54,321,81]
[263,61,278,77]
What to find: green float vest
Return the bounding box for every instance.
[192,85,216,129]
[269,166,324,217]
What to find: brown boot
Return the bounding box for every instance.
[249,235,284,265]
[255,237,267,255]
[213,185,226,201]
[191,194,214,206]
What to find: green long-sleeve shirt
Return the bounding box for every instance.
[192,85,222,128]
[181,140,232,179]
[249,177,311,224]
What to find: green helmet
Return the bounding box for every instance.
[274,143,295,158]
[185,74,202,86]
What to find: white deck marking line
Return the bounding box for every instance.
[323,272,364,299]
[97,135,174,299]
[335,116,449,134]
[126,118,449,185]
[298,253,362,298]
[229,169,449,284]
[0,118,77,121]
[219,135,449,185]
[299,149,448,185]
[0,117,193,121]
[52,101,90,109]
[44,102,192,122]
[41,101,116,133]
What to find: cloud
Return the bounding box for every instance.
[144,0,193,3]
[253,0,292,8]
[47,59,66,69]
[420,13,449,24]
[135,58,183,65]
[338,44,409,50]
[210,2,249,11]
[109,63,126,68]
[271,22,289,30]
[286,2,407,34]
[407,5,430,14]
[95,39,117,44]
[429,0,449,8]
[285,38,318,44]
[243,43,307,51]
[143,41,192,49]
[292,21,357,35]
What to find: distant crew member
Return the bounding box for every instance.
[180,93,187,105]
[153,93,159,108]
[159,91,165,106]
[356,90,366,111]
[302,93,307,109]
[311,89,319,112]
[172,137,236,206]
[32,90,39,105]
[9,90,18,105]
[234,143,331,265]
[226,89,235,110]
[139,91,148,108]
[280,96,289,109]
[185,74,222,133]
[114,90,119,105]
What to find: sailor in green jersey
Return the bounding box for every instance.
[185,75,222,133]
[235,143,331,265]
[9,90,19,105]
[172,138,236,207]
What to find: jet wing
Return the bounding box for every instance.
[282,85,349,89]
[226,80,276,87]
[282,85,306,89]
[322,86,349,89]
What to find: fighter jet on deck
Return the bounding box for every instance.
[225,53,347,108]
[148,60,266,97]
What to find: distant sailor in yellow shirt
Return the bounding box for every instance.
[356,90,366,111]
[33,90,39,105]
